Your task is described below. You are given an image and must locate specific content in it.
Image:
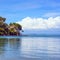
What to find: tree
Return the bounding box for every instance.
[0,16,6,22]
[9,23,22,30]
[8,23,22,35]
[0,16,23,36]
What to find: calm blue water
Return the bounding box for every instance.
[0,36,60,60]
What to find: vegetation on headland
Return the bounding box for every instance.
[0,16,22,36]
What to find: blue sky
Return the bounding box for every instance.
[0,0,60,35]
[0,0,60,23]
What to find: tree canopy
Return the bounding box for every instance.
[9,23,22,30]
[0,16,22,36]
[0,16,6,22]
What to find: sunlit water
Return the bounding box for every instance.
[0,37,60,60]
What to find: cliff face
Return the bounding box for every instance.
[0,16,22,36]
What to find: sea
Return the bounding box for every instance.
[0,35,60,60]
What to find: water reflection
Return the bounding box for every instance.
[0,38,8,54]
[7,38,21,51]
[0,37,60,60]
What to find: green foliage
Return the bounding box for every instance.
[0,16,6,22]
[9,23,22,30]
[0,16,22,36]
[9,28,15,32]
[0,28,4,31]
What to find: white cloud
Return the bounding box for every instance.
[17,16,60,29]
[43,13,60,17]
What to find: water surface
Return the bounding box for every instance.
[0,37,60,60]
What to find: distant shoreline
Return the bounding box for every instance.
[0,34,60,38]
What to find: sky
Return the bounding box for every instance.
[0,0,60,34]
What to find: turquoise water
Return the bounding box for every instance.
[0,36,60,60]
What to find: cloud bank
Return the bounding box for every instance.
[17,16,60,29]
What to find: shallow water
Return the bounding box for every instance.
[0,37,60,60]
